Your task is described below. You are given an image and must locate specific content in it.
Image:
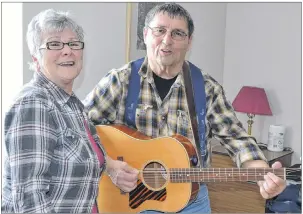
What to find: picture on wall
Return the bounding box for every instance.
[136,2,162,50]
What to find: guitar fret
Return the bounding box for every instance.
[255,168,256,181]
[255,168,258,181]
[179,168,181,183]
[180,168,182,183]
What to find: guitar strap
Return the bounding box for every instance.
[183,62,207,168]
[124,57,144,129]
[124,57,207,167]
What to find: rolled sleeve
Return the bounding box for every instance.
[207,84,267,167]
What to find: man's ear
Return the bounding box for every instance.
[143,27,148,44]
[187,35,193,51]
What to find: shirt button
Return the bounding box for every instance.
[162,116,166,120]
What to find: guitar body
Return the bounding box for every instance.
[95,124,200,213]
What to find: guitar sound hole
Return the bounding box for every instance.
[142,162,168,190]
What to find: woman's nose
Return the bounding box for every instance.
[61,43,72,55]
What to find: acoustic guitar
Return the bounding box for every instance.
[95,124,300,213]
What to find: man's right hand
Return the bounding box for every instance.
[105,157,139,192]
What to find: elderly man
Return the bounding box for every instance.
[84,3,286,213]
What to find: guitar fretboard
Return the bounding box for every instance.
[169,168,285,183]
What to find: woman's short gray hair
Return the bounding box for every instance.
[26,9,84,71]
[145,3,194,37]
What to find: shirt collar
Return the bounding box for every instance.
[138,56,188,88]
[33,71,82,107]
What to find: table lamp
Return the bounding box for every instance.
[232,86,272,135]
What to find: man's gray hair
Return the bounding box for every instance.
[145,3,194,37]
[26,9,84,71]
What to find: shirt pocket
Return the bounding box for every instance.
[168,109,191,137]
[63,128,87,163]
[135,104,157,137]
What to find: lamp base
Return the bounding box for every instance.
[247,113,255,135]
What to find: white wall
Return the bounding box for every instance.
[2,3,23,170]
[223,3,301,164]
[23,3,127,100]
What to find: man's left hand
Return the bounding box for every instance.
[257,161,287,199]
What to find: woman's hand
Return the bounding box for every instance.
[105,156,139,192]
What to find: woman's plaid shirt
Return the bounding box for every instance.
[2,71,106,213]
[84,57,267,168]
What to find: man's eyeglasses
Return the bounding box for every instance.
[147,26,188,41]
[40,41,85,50]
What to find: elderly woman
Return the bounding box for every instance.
[1,9,138,213]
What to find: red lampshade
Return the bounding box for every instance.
[232,86,272,115]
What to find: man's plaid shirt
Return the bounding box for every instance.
[2,71,106,213]
[84,57,267,168]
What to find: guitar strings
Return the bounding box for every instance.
[141,175,295,181]
[141,173,293,179]
[141,173,289,176]
[141,172,287,175]
[140,175,284,178]
[141,177,297,182]
[138,168,300,181]
[141,175,298,181]
[141,168,299,171]
[140,169,299,173]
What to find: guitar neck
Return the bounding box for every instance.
[169,168,286,183]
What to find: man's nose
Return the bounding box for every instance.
[162,32,173,45]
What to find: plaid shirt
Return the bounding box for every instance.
[84,57,267,168]
[2,71,106,213]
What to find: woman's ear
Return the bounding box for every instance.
[32,56,41,72]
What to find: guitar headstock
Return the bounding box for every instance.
[286,166,301,183]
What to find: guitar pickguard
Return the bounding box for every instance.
[129,180,167,209]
